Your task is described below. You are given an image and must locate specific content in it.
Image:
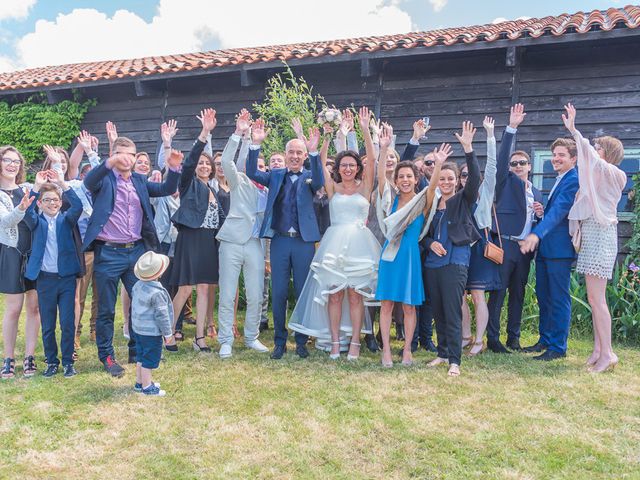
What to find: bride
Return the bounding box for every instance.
[289,107,380,360]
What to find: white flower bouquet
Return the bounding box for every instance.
[317,107,342,128]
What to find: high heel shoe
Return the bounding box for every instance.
[461,336,473,349]
[466,340,486,357]
[193,336,211,353]
[589,357,619,373]
[347,342,360,361]
[381,357,393,368]
[329,341,340,360]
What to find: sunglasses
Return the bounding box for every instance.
[460,172,469,178]
[509,160,529,167]
[424,160,435,166]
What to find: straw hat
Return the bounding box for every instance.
[134,251,170,281]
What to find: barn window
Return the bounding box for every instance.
[531,147,640,220]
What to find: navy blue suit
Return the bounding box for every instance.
[24,188,83,367]
[532,167,579,354]
[246,147,323,348]
[487,129,543,345]
[83,160,179,363]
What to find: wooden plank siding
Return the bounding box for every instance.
[75,36,639,257]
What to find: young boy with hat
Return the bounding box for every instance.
[132,251,174,396]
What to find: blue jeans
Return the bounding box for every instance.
[36,272,77,366]
[93,242,144,362]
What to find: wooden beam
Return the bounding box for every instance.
[134,80,151,97]
[46,90,64,104]
[510,47,524,106]
[506,46,517,67]
[360,58,377,78]
[240,68,259,87]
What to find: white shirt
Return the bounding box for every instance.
[548,170,569,200]
[41,213,59,273]
[514,180,535,240]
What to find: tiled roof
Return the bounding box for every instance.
[0,5,638,92]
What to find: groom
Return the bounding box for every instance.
[246,121,324,359]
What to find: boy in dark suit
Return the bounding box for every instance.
[24,170,83,377]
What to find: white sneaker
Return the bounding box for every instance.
[245,339,269,353]
[219,343,233,359]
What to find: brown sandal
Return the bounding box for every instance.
[467,340,486,357]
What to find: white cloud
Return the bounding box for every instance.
[0,55,17,72]
[0,0,36,21]
[4,0,413,72]
[492,16,531,24]
[429,0,448,13]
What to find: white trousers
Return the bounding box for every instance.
[217,238,265,346]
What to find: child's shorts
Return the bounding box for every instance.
[135,333,163,369]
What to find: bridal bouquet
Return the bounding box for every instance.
[317,107,342,128]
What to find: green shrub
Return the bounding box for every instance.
[626,173,640,262]
[0,94,95,175]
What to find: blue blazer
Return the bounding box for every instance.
[246,147,324,242]
[82,161,180,251]
[532,168,579,259]
[24,189,83,280]
[493,129,543,236]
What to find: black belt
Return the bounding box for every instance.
[95,239,143,249]
[278,232,299,238]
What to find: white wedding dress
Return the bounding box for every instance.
[288,192,381,343]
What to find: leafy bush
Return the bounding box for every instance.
[626,173,640,262]
[0,94,95,173]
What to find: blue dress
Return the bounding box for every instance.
[466,206,502,291]
[375,196,425,305]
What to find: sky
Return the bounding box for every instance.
[0,0,627,73]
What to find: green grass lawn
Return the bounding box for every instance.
[1,297,639,480]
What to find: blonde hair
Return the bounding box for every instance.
[112,136,136,152]
[594,136,624,165]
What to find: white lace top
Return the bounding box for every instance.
[200,201,220,229]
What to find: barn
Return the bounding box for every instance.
[0,5,638,252]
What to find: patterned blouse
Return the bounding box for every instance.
[200,201,220,229]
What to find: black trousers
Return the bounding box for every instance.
[412,266,434,350]
[425,264,468,366]
[487,240,533,343]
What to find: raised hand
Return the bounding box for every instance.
[432,143,453,165]
[48,167,65,186]
[34,171,49,190]
[106,153,134,171]
[197,108,217,134]
[483,116,495,137]
[340,109,354,136]
[77,130,93,153]
[291,117,304,140]
[235,109,252,136]
[106,121,118,145]
[412,118,430,141]
[17,189,35,211]
[358,106,371,133]
[509,103,526,129]
[378,123,393,149]
[562,103,577,135]
[252,118,268,145]
[322,123,334,136]
[454,121,476,153]
[302,126,321,153]
[166,149,184,169]
[43,145,62,163]
[90,135,99,151]
[161,119,178,147]
[149,170,162,183]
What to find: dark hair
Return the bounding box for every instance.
[331,150,363,183]
[393,160,419,182]
[510,150,530,162]
[198,152,215,180]
[0,145,26,184]
[42,147,71,181]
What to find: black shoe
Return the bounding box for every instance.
[423,340,438,353]
[43,364,59,378]
[270,344,287,360]
[506,338,522,351]
[523,342,547,353]
[259,322,269,333]
[63,364,77,378]
[532,350,565,361]
[103,355,125,378]
[487,340,511,354]
[364,333,379,353]
[295,344,309,359]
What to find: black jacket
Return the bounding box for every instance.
[426,150,481,248]
[171,139,224,229]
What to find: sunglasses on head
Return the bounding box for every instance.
[509,160,529,167]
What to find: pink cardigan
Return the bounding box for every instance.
[568,129,627,228]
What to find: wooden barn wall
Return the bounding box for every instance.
[77,37,639,253]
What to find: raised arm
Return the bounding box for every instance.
[236,124,252,173]
[0,189,31,229]
[333,109,353,154]
[221,109,250,189]
[320,125,335,198]
[246,118,271,187]
[106,121,118,156]
[301,126,324,192]
[158,119,178,170]
[358,106,376,196]
[23,171,48,230]
[401,118,430,161]
[68,141,84,180]
[496,104,526,193]
[474,116,497,229]
[423,143,451,215]
[377,124,393,196]
[454,121,481,204]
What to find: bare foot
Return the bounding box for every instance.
[381,349,393,367]
[207,324,217,338]
[401,349,413,366]
[586,350,601,367]
[427,357,449,368]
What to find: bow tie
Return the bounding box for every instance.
[287,170,302,177]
